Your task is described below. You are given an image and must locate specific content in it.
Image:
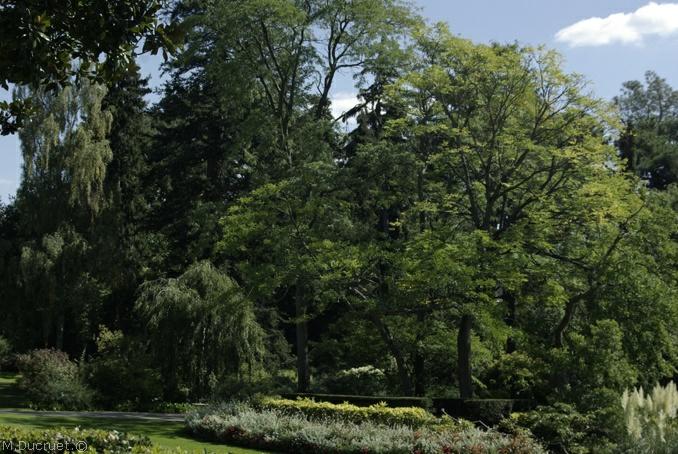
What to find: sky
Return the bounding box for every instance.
[2,0,677,203]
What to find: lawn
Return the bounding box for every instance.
[0,373,266,453]
[0,413,265,454]
[0,372,28,408]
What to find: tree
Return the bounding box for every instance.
[135,261,266,398]
[10,81,115,353]
[209,0,417,392]
[615,71,678,189]
[361,24,631,398]
[0,0,180,134]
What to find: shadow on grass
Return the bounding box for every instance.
[0,373,28,409]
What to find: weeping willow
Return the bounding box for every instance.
[16,80,113,219]
[135,261,266,398]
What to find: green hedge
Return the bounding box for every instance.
[0,426,173,453]
[280,393,430,409]
[256,396,448,428]
[280,394,532,425]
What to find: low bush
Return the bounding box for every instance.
[186,401,546,454]
[87,327,163,411]
[509,403,599,454]
[321,365,387,396]
[256,396,445,428]
[280,392,430,409]
[16,349,93,410]
[0,425,162,453]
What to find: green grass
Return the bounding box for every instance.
[0,414,265,453]
[0,372,28,408]
[0,373,266,453]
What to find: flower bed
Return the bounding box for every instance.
[186,401,545,454]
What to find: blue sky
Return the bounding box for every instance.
[2,0,677,203]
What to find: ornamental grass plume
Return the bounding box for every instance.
[621,381,678,443]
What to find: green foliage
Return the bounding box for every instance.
[322,366,388,396]
[283,393,431,409]
[16,349,93,411]
[484,352,545,400]
[0,0,179,134]
[256,396,439,427]
[187,401,545,454]
[136,261,266,399]
[87,326,162,411]
[511,404,595,454]
[615,71,678,189]
[213,372,296,401]
[1,0,678,435]
[544,320,637,405]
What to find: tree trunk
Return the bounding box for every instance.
[553,299,577,348]
[458,314,473,399]
[370,314,413,396]
[56,313,64,351]
[414,311,426,396]
[295,285,310,393]
[504,291,517,354]
[553,289,592,348]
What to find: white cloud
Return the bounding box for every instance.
[330,92,359,120]
[555,2,678,47]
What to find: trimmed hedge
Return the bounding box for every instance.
[0,426,171,453]
[256,396,446,428]
[280,393,430,408]
[280,393,533,425]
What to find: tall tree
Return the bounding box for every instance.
[13,82,114,352]
[208,0,416,392]
[615,71,678,189]
[358,24,632,398]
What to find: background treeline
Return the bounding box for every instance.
[0,0,677,445]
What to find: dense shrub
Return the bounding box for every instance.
[510,404,605,454]
[186,402,546,454]
[86,327,163,411]
[256,396,446,428]
[484,352,545,400]
[16,349,93,410]
[0,337,11,370]
[322,365,387,396]
[0,425,168,453]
